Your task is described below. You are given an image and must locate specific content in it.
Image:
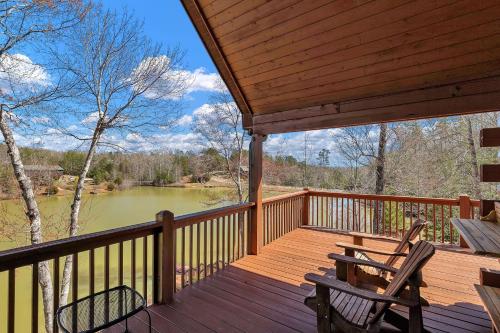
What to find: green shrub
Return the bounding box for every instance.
[47,184,59,195]
[106,183,115,191]
[114,176,123,186]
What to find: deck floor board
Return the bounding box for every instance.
[105,228,499,332]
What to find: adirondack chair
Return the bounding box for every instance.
[305,240,435,333]
[335,220,428,288]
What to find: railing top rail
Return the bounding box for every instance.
[262,190,308,204]
[308,190,480,206]
[174,202,254,229]
[0,220,161,272]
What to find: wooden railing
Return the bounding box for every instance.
[307,191,480,245]
[0,202,253,333]
[0,221,162,333]
[161,203,253,300]
[262,191,308,245]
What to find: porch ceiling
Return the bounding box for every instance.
[181,0,500,134]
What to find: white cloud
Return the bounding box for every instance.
[176,115,192,126]
[186,68,224,94]
[81,112,100,124]
[116,132,203,152]
[31,116,50,124]
[133,56,223,100]
[0,54,50,96]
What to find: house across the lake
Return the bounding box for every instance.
[24,165,64,185]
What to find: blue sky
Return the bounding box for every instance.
[3,0,344,165]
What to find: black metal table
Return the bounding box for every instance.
[56,285,151,333]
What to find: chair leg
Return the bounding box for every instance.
[144,308,152,333]
[409,304,424,333]
[316,285,331,333]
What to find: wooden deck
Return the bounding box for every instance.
[105,228,499,333]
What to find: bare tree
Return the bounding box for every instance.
[51,6,189,305]
[0,1,87,331]
[193,78,247,202]
[334,124,389,232]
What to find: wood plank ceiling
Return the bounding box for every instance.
[182,0,500,134]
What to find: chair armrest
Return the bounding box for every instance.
[304,273,417,307]
[335,242,407,257]
[328,253,398,274]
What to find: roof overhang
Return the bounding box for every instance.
[182,0,500,134]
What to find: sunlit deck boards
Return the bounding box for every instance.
[106,228,499,333]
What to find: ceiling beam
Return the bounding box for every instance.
[181,0,252,115]
[251,76,500,134]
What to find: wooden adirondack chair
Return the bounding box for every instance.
[335,220,428,288]
[305,240,435,333]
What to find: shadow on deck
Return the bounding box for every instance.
[105,228,498,333]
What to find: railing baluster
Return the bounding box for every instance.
[88,249,94,295]
[389,201,392,237]
[222,216,226,266]
[53,258,60,333]
[210,220,214,276]
[72,252,79,332]
[335,197,339,229]
[197,223,201,282]
[433,204,437,242]
[363,199,367,233]
[424,204,429,241]
[131,238,136,290]
[232,214,237,262]
[73,252,78,302]
[143,236,147,301]
[105,246,109,290]
[32,264,38,333]
[402,201,406,235]
[226,216,230,263]
[441,205,445,243]
[181,227,185,288]
[347,198,350,231]
[382,200,385,236]
[189,225,193,284]
[395,201,399,238]
[153,232,159,303]
[8,269,14,333]
[216,217,220,270]
[449,204,453,244]
[118,241,123,286]
[204,220,208,278]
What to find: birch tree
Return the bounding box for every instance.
[0,1,87,331]
[193,78,247,202]
[52,6,189,305]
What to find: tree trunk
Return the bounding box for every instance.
[0,108,54,333]
[60,129,101,306]
[465,117,482,200]
[374,123,387,234]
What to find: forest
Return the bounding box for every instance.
[2,111,498,202]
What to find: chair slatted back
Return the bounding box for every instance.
[384,220,428,267]
[370,241,435,323]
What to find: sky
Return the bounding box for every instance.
[4,0,349,165]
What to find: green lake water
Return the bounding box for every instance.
[0,187,236,333]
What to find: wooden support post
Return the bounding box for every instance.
[248,134,266,255]
[459,195,471,248]
[302,188,309,225]
[156,210,175,303]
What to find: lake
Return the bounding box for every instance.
[0,187,241,333]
